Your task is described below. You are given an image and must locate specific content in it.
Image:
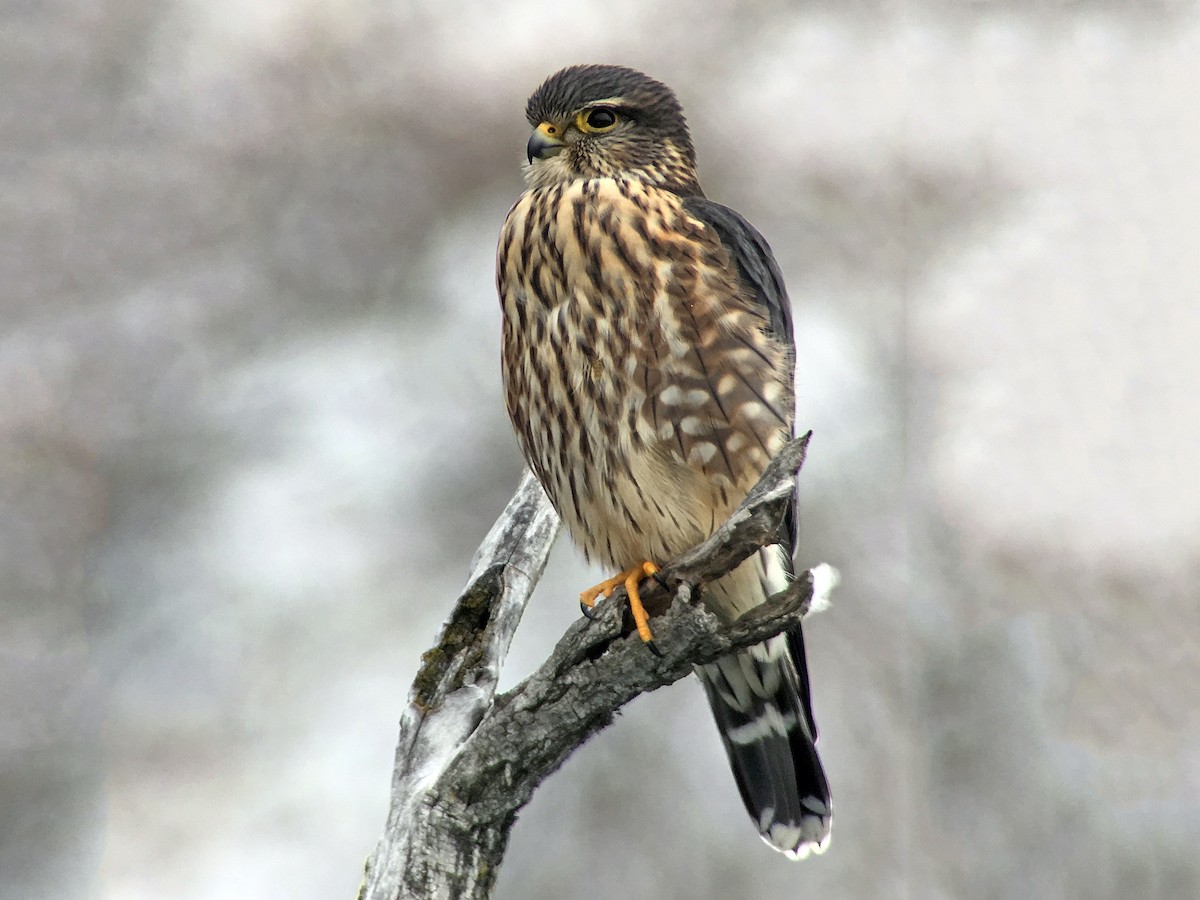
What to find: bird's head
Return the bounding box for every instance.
[522,65,700,194]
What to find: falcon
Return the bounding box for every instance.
[496,64,832,858]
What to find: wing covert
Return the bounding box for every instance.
[682,196,795,353]
[684,195,800,553]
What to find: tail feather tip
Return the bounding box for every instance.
[760,804,832,859]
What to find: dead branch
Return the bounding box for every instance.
[360,432,835,900]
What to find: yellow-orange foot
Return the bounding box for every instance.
[579,562,663,656]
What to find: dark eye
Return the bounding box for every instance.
[584,108,618,130]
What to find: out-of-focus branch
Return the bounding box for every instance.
[360,432,834,900]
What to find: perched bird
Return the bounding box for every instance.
[496,64,832,858]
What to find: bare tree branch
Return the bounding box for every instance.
[360,432,836,900]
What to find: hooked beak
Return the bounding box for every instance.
[526,121,565,163]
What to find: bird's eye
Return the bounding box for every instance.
[578,107,619,133]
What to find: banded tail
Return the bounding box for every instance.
[697,552,832,858]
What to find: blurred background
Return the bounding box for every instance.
[3,1,1198,898]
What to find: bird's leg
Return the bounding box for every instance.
[579,561,663,656]
[622,562,662,655]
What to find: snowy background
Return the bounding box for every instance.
[3,1,1199,898]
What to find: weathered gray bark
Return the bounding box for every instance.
[360,432,835,900]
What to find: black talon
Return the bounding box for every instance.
[644,639,662,657]
[651,571,671,593]
[580,600,597,620]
